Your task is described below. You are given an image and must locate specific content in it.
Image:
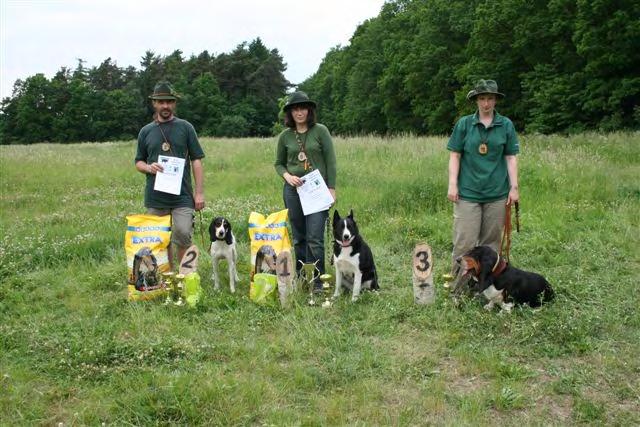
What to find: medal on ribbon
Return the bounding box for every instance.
[478,140,488,155]
[162,142,171,152]
[295,130,310,169]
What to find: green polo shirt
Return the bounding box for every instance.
[274,123,337,188]
[447,111,519,203]
[135,117,205,209]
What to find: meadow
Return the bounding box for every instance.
[0,133,638,425]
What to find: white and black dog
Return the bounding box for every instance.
[332,210,379,301]
[458,245,554,312]
[209,216,239,292]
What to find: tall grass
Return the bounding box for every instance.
[1,133,638,425]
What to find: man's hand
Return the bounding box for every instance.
[147,162,164,174]
[194,192,205,211]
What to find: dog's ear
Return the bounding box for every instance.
[348,209,354,219]
[208,219,216,242]
[478,247,498,289]
[224,226,233,245]
[333,210,341,225]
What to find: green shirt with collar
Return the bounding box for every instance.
[135,117,205,209]
[447,111,519,203]
[274,123,337,188]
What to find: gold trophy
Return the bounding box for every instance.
[174,274,185,306]
[162,271,176,305]
[299,261,320,306]
[320,273,334,308]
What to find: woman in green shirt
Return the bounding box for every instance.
[446,79,520,292]
[274,91,337,291]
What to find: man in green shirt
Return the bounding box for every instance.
[447,79,519,293]
[135,81,205,268]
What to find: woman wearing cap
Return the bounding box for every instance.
[274,91,336,291]
[446,79,520,289]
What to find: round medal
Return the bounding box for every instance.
[161,142,171,152]
[478,143,488,155]
[298,151,307,162]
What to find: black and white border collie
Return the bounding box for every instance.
[332,210,379,301]
[209,216,239,293]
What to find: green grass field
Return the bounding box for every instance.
[1,133,638,425]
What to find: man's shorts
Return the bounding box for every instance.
[147,207,194,248]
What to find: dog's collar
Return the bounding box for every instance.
[491,256,508,278]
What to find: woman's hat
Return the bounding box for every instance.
[149,81,180,100]
[466,79,505,100]
[283,91,316,111]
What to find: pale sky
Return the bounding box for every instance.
[0,0,387,100]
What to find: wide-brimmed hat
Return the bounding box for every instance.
[283,91,316,111]
[149,81,180,100]
[466,79,505,100]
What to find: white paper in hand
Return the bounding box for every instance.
[296,169,333,215]
[154,155,185,195]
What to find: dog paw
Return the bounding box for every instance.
[483,303,494,311]
[500,303,513,313]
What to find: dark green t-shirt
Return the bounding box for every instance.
[135,118,205,209]
[274,123,337,188]
[447,111,519,203]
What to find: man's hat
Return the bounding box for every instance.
[283,91,316,111]
[466,79,505,100]
[149,81,180,100]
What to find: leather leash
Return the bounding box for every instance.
[197,210,207,250]
[500,203,513,263]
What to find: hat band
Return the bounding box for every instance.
[153,92,175,97]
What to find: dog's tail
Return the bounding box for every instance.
[543,282,555,303]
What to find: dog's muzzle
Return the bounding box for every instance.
[338,236,354,247]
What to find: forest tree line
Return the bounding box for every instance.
[300,0,639,135]
[1,0,639,144]
[0,38,289,144]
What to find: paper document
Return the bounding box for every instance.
[296,169,334,215]
[153,155,185,195]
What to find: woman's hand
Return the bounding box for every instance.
[283,172,303,187]
[329,188,336,204]
[507,186,519,205]
[447,184,459,202]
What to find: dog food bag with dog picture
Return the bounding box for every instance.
[125,214,172,301]
[248,209,292,304]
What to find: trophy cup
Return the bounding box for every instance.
[162,271,176,305]
[299,260,320,306]
[174,274,185,306]
[319,273,333,308]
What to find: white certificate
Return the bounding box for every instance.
[153,155,185,195]
[296,169,334,215]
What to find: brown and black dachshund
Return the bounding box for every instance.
[458,245,554,312]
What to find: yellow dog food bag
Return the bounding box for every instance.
[125,214,172,301]
[248,209,292,304]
